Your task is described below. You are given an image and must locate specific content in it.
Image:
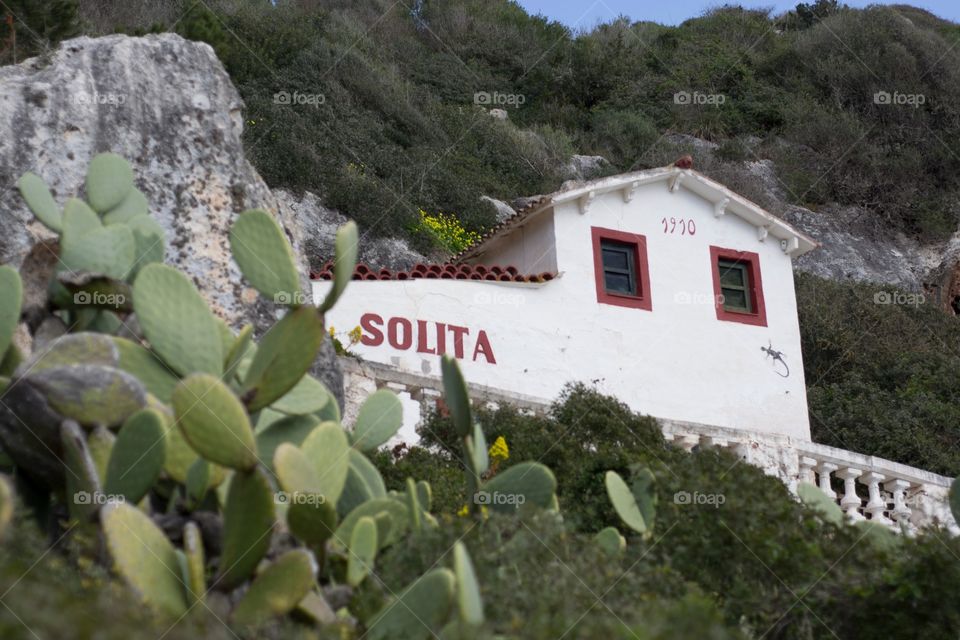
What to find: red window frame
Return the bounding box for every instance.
[709,245,767,327]
[591,226,652,311]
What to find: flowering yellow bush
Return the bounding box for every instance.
[489,436,509,463]
[328,325,363,355]
[416,208,481,254]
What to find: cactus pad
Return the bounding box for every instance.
[101,501,189,617]
[299,421,351,504]
[338,448,387,516]
[60,224,136,280]
[332,497,407,552]
[229,209,302,302]
[594,527,626,557]
[28,364,146,427]
[480,462,556,514]
[17,172,62,231]
[20,333,118,373]
[0,266,22,360]
[351,389,403,452]
[126,214,166,274]
[133,264,223,376]
[182,521,206,605]
[453,542,484,626]
[605,470,654,536]
[269,374,333,415]
[102,187,148,225]
[232,549,317,627]
[0,474,12,539]
[61,420,102,521]
[173,374,258,471]
[104,409,166,503]
[287,496,337,551]
[318,221,358,313]
[347,516,378,586]
[86,152,134,213]
[112,337,179,403]
[366,568,455,640]
[255,413,319,474]
[274,443,323,495]
[242,305,324,412]
[218,467,276,590]
[441,355,472,438]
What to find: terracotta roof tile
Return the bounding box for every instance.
[310,262,555,284]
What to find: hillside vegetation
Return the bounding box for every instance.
[0,1,934,472]
[64,0,960,246]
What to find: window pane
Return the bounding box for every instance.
[605,271,633,294]
[602,247,629,271]
[719,261,745,288]
[721,287,749,312]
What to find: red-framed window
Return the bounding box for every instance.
[591,227,652,310]
[709,245,767,327]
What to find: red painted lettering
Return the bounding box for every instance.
[436,322,446,355]
[388,317,412,350]
[448,325,469,359]
[472,330,497,364]
[360,313,384,346]
[416,319,436,354]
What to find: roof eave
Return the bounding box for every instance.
[461,167,820,260]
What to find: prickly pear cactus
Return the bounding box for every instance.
[232,550,317,627]
[347,515,378,586]
[365,568,456,640]
[0,152,580,637]
[173,374,258,471]
[605,469,656,538]
[229,209,302,303]
[101,502,189,617]
[103,409,166,503]
[0,266,22,360]
[218,467,276,590]
[351,389,403,452]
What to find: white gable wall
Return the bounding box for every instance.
[470,210,558,274]
[316,180,811,440]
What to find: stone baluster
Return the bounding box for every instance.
[860,472,892,525]
[886,479,912,525]
[836,468,864,520]
[799,456,817,486]
[816,462,838,499]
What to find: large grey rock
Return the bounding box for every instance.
[562,154,609,181]
[0,33,343,405]
[275,189,427,271]
[783,204,932,291]
[479,195,515,223]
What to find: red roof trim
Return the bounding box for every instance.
[310,262,556,284]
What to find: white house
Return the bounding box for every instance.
[314,163,820,440]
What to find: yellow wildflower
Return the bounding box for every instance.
[489,436,510,463]
[457,504,469,517]
[328,326,336,338]
[348,325,362,345]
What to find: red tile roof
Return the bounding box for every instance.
[310,262,556,283]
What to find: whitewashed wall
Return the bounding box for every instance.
[315,180,812,439]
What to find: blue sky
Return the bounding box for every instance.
[515,0,959,30]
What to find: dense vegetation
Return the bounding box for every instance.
[4,4,960,636]
[29,0,950,247]
[374,388,960,639]
[798,272,960,476]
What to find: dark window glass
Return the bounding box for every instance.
[601,240,638,296]
[718,259,751,313]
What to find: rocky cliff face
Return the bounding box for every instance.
[0,34,343,404]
